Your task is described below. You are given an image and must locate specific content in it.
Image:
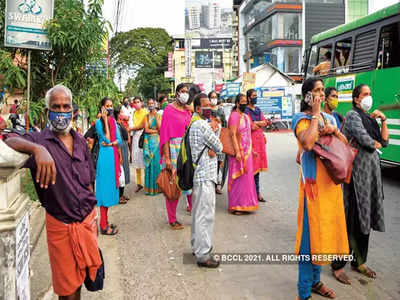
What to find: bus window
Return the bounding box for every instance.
[306,45,318,78]
[334,38,352,74]
[377,22,400,69]
[313,45,332,76]
[352,30,376,72]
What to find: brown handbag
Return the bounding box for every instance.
[156,169,181,200]
[313,135,358,185]
[220,127,241,156]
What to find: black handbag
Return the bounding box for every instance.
[84,248,105,292]
[138,115,148,149]
[138,131,145,149]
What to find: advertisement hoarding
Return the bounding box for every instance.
[5,0,54,50]
[256,87,293,120]
[220,82,241,98]
[195,51,223,68]
[191,38,232,49]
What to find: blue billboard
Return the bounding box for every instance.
[255,87,293,120]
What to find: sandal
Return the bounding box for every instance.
[332,269,351,285]
[169,222,184,230]
[258,197,266,202]
[232,211,244,215]
[352,264,376,279]
[312,281,336,299]
[119,197,128,204]
[123,196,130,201]
[101,225,118,235]
[135,185,143,193]
[215,188,223,195]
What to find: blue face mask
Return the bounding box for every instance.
[48,110,72,132]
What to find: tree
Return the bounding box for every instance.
[110,27,173,98]
[134,67,172,99]
[125,78,140,98]
[0,0,119,123]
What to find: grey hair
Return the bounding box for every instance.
[45,85,73,108]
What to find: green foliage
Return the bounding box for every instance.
[21,170,39,202]
[75,73,121,122]
[134,67,172,99]
[110,28,173,98]
[110,28,172,71]
[125,79,140,98]
[0,50,26,89]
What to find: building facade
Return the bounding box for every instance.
[238,0,347,78]
[188,6,201,30]
[346,0,369,22]
[170,35,236,93]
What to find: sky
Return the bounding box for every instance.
[102,0,399,37]
[103,0,185,36]
[369,0,399,12]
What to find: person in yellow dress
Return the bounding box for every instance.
[292,78,349,300]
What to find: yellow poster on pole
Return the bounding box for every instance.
[241,72,256,93]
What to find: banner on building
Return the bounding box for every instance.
[194,68,223,93]
[185,38,192,78]
[195,51,223,68]
[191,38,232,49]
[168,52,174,75]
[5,0,54,50]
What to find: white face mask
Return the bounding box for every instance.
[360,95,373,111]
[210,98,218,106]
[178,92,189,104]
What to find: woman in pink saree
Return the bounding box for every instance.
[159,83,193,229]
[227,94,258,215]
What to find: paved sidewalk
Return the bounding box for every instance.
[31,132,400,300]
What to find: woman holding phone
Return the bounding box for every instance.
[96,97,122,235]
[292,78,348,300]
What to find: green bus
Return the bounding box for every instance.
[303,3,400,165]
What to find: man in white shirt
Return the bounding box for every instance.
[121,97,135,162]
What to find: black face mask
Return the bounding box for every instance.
[250,97,257,104]
[200,107,212,120]
[123,102,129,107]
[239,104,247,112]
[106,108,114,116]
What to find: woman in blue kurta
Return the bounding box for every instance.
[96,97,121,235]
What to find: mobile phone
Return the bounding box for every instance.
[305,91,313,105]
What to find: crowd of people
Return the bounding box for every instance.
[1,78,389,299]
[79,84,271,236]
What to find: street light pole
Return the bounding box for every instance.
[26,50,31,133]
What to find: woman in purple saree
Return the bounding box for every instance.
[227,94,258,215]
